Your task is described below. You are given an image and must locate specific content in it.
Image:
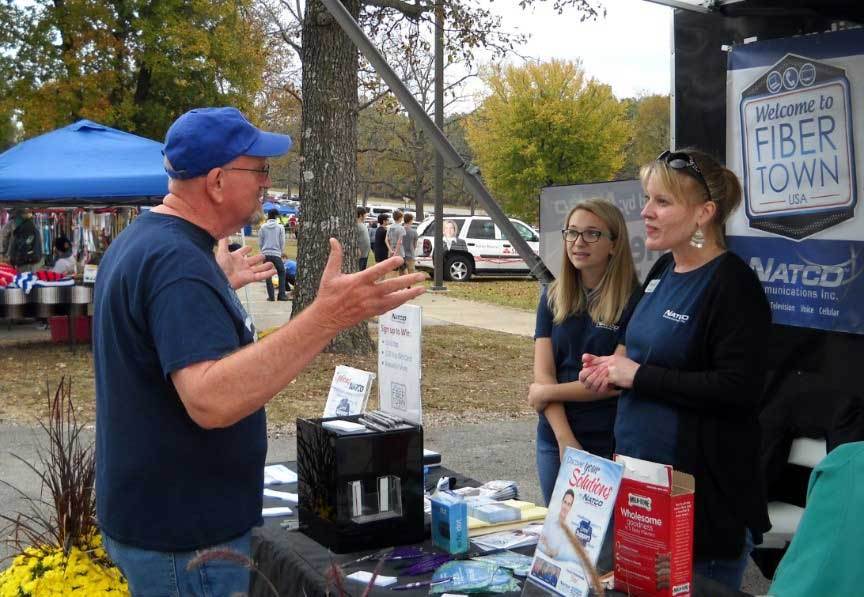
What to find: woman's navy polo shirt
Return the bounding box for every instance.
[534,288,630,446]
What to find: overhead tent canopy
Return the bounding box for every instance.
[0,120,168,205]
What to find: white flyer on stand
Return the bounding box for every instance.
[378,304,422,424]
[322,365,375,417]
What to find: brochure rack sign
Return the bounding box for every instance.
[727,29,864,334]
[323,366,375,418]
[378,304,422,424]
[527,448,622,597]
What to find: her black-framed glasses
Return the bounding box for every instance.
[657,150,711,198]
[561,228,608,244]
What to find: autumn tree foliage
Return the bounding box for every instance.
[465,59,631,223]
[0,0,268,141]
[618,93,671,179]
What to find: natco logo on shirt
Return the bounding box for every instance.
[662,309,690,324]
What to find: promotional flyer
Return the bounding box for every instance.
[528,448,622,597]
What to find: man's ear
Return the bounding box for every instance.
[204,168,225,205]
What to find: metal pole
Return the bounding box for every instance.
[432,0,446,291]
[319,0,554,284]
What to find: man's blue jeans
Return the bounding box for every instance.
[103,530,252,597]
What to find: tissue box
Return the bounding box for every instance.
[431,490,469,554]
[297,416,424,553]
[613,455,695,597]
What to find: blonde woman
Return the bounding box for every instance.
[581,149,771,590]
[530,199,639,504]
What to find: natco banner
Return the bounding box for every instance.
[726,29,864,334]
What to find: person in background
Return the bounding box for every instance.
[529,199,639,504]
[386,209,406,277]
[93,107,426,595]
[401,212,417,274]
[581,149,771,590]
[5,208,43,271]
[355,207,371,271]
[367,220,378,249]
[284,258,297,297]
[52,236,76,276]
[373,213,390,265]
[259,208,289,302]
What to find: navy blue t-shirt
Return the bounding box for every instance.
[93,211,266,551]
[615,255,723,465]
[534,288,629,453]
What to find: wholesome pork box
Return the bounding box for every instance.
[613,455,695,597]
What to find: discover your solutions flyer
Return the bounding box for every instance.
[528,448,623,597]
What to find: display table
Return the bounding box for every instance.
[250,463,749,597]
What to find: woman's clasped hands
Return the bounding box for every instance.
[580,353,640,392]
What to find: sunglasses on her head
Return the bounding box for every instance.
[656,150,711,199]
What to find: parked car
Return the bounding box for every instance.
[414,215,540,281]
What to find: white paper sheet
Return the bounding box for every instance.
[346,571,397,587]
[263,488,298,503]
[263,464,298,486]
[262,507,293,517]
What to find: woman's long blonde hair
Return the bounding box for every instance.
[547,199,639,325]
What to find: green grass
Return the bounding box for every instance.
[424,278,541,311]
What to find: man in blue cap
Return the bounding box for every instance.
[93,107,425,595]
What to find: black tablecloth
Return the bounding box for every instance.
[250,462,749,597]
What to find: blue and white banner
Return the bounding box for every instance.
[727,29,864,334]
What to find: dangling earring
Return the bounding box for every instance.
[690,226,705,249]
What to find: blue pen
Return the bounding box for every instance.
[390,576,453,591]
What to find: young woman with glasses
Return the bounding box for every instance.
[530,199,639,505]
[581,148,771,590]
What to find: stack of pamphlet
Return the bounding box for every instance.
[471,522,545,551]
[454,479,518,501]
[467,499,548,536]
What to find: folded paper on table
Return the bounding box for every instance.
[264,464,298,485]
[264,488,298,503]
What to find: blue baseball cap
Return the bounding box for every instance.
[162,107,293,179]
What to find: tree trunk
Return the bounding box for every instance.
[296,0,373,355]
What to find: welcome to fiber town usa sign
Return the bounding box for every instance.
[726,29,864,334]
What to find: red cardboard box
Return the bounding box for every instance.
[613,455,695,597]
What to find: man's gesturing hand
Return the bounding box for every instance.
[313,238,425,331]
[216,238,276,290]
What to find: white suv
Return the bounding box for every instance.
[414,215,540,281]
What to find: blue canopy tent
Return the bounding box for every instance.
[0,120,168,205]
[262,201,297,215]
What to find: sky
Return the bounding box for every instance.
[477,0,673,100]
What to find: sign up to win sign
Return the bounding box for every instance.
[727,29,864,334]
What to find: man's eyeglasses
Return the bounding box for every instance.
[561,228,608,244]
[223,165,271,177]
[656,150,711,198]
